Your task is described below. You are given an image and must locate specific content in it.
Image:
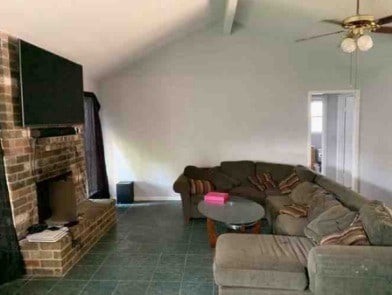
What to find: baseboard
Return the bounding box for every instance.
[133,196,181,201]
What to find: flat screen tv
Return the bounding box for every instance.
[19,40,84,127]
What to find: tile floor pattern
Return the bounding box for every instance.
[0,202,218,295]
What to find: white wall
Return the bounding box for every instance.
[359,65,392,205]
[98,25,352,199]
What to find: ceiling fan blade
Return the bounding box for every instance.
[322,19,343,26]
[374,26,392,34]
[377,15,392,25]
[295,30,345,42]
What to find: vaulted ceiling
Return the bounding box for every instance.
[1,0,391,83]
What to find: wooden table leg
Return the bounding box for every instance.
[252,220,261,234]
[206,218,217,248]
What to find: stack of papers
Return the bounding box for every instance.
[27,227,69,243]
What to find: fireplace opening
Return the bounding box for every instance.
[36,172,78,225]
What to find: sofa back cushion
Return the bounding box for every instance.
[255,162,295,183]
[307,193,341,221]
[290,182,322,205]
[220,161,255,184]
[314,175,367,211]
[209,167,240,192]
[360,201,392,246]
[184,166,211,180]
[184,166,239,192]
[304,205,357,244]
[294,165,317,182]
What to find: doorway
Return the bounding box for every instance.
[308,90,360,191]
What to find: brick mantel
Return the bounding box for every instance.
[0,32,88,239]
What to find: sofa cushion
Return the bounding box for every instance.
[294,165,317,182]
[220,161,255,185]
[209,167,240,192]
[314,175,367,211]
[214,234,314,290]
[274,214,308,236]
[307,193,341,221]
[290,182,321,205]
[255,162,295,183]
[184,165,211,180]
[360,200,392,246]
[304,205,357,244]
[229,186,265,204]
[265,195,292,225]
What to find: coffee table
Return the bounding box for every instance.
[197,196,265,248]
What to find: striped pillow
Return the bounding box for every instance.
[259,173,277,189]
[189,179,214,195]
[279,204,309,218]
[279,172,301,195]
[320,216,370,246]
[248,175,266,191]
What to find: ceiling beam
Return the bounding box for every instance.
[223,0,239,35]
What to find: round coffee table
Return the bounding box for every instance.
[197,196,265,248]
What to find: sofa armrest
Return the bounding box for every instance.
[173,174,190,194]
[307,245,392,295]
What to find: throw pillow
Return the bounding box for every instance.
[360,200,392,246]
[289,182,322,205]
[278,172,301,195]
[304,204,357,244]
[247,175,266,191]
[189,179,214,195]
[259,172,277,189]
[279,204,309,218]
[307,192,341,221]
[320,216,370,246]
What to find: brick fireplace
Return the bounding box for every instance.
[0,32,115,276]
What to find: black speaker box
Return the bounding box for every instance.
[116,181,134,204]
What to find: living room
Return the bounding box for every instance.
[0,0,391,294]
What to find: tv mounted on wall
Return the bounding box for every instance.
[19,40,84,127]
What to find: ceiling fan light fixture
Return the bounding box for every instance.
[357,34,373,51]
[341,37,356,53]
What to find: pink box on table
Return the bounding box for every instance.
[204,192,229,204]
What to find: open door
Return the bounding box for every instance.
[308,90,360,191]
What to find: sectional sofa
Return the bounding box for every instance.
[173,161,392,295]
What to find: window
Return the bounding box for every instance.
[311,101,323,133]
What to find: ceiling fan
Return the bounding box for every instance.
[296,0,392,53]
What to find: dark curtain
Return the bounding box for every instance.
[0,144,25,285]
[84,92,110,199]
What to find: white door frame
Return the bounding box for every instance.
[307,89,360,192]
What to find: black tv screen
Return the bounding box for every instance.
[19,40,84,127]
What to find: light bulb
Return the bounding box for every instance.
[357,35,373,51]
[341,38,356,53]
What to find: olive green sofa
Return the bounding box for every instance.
[173,160,392,295]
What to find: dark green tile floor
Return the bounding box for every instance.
[0,202,218,295]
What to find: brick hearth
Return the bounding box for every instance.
[20,200,116,276]
[0,32,116,276]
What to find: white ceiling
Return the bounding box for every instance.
[1,0,391,82]
[0,0,224,82]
